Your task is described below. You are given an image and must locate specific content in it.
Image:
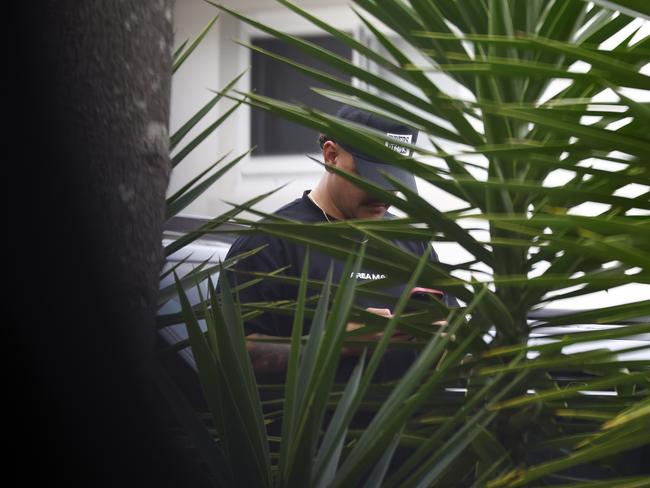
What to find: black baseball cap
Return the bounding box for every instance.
[321,105,419,191]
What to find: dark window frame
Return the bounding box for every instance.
[250,34,353,157]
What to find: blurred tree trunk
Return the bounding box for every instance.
[11,1,208,486]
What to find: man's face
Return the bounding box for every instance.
[326,145,391,220]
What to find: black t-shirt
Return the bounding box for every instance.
[222,191,457,341]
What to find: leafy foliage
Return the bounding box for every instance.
[160,2,650,486]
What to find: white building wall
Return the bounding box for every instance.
[170,0,228,218]
[170,0,352,219]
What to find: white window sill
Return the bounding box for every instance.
[242,153,323,176]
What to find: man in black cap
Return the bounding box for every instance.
[222,105,456,381]
[308,104,421,220]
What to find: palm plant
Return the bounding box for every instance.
[154,17,278,483]
[162,1,650,486]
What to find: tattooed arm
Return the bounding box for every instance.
[245,331,360,383]
[245,333,292,383]
[246,308,405,382]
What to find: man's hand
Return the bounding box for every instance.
[342,307,413,356]
[346,307,391,338]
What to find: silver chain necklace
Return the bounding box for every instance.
[307,192,334,223]
[308,193,369,244]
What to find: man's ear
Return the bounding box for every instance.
[322,140,338,172]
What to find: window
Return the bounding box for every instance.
[250,35,352,156]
